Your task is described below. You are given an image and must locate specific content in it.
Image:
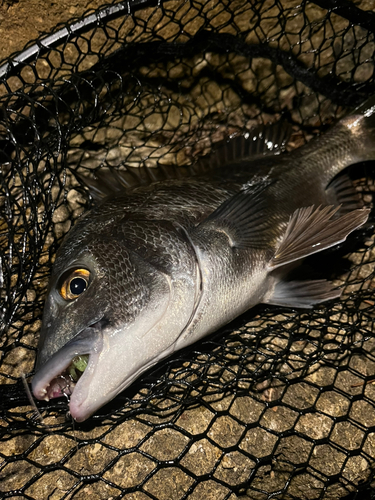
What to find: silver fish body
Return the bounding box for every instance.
[32,98,375,421]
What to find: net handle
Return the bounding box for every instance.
[0,0,160,79]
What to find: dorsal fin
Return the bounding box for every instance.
[78,122,291,202]
[77,164,200,202]
[198,122,292,171]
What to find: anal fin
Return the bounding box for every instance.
[266,279,342,309]
[326,173,363,213]
[270,205,370,269]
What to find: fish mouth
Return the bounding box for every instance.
[32,320,104,418]
[39,354,90,400]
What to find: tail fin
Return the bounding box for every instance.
[340,95,375,163]
[350,95,375,122]
[321,97,375,210]
[299,95,375,187]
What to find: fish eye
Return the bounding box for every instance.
[70,277,87,296]
[59,268,91,301]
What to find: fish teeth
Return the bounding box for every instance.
[40,386,48,400]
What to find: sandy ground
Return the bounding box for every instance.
[0,0,114,63]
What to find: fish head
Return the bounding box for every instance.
[32,215,199,421]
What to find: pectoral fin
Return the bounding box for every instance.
[266,279,342,308]
[270,205,370,269]
[199,181,274,248]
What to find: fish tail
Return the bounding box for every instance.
[301,95,375,189]
[322,96,375,211]
[350,95,375,123]
[289,96,375,211]
[339,95,375,163]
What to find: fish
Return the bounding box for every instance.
[32,97,375,422]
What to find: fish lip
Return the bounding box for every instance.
[32,320,104,405]
[67,352,99,421]
[68,337,178,423]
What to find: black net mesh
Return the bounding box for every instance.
[1,0,375,498]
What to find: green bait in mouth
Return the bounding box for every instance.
[68,355,89,381]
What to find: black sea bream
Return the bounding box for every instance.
[32,98,375,421]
